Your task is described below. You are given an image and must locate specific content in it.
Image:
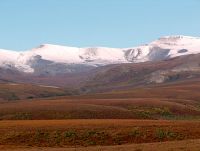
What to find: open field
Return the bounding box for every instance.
[1,80,200,120]
[0,98,200,120]
[0,120,200,148]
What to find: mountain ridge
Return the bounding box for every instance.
[0,35,200,75]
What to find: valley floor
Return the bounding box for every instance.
[0,120,200,150]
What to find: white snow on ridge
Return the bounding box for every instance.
[0,49,19,63]
[29,44,127,64]
[0,49,34,72]
[122,35,200,63]
[150,35,200,57]
[31,44,81,63]
[0,35,200,73]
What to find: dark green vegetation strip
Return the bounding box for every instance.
[0,128,192,147]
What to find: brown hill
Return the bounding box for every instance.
[0,83,75,102]
[0,80,200,120]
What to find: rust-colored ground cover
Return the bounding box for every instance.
[0,97,200,120]
[1,139,200,151]
[1,80,200,120]
[0,120,200,147]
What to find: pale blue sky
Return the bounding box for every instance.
[0,0,200,51]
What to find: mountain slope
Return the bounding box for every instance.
[2,53,200,90]
[81,53,200,93]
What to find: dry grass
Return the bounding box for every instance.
[0,83,72,101]
[0,97,200,120]
[1,79,200,120]
[0,120,200,147]
[1,81,200,149]
[1,139,200,151]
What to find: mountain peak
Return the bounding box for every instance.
[159,35,200,41]
[37,44,52,48]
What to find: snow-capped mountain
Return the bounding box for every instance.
[0,35,200,75]
[125,35,200,62]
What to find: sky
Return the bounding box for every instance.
[0,0,200,51]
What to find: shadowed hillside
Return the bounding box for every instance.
[0,83,76,102]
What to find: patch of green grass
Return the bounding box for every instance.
[34,130,49,142]
[129,127,142,137]
[63,130,77,138]
[155,129,166,140]
[84,130,97,138]
[155,128,178,140]
[13,112,32,120]
[152,107,172,116]
[128,106,174,119]
[52,130,62,145]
